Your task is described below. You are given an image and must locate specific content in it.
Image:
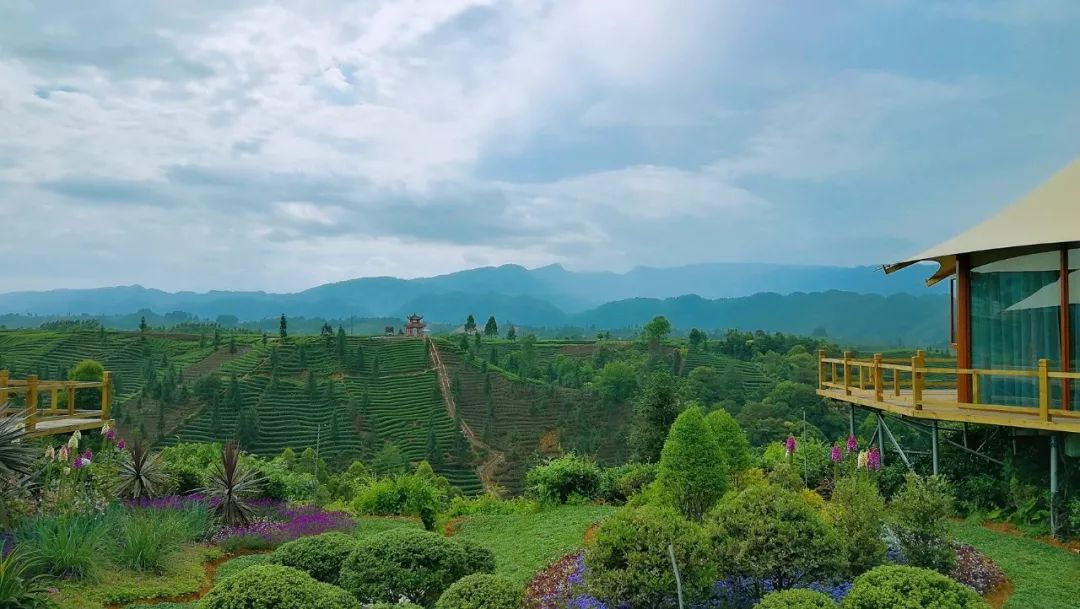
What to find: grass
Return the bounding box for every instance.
[214,554,270,582]
[51,545,212,609]
[353,516,423,538]
[451,504,614,585]
[950,520,1080,609]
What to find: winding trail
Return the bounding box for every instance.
[428,338,505,493]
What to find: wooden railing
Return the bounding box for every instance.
[817,350,1079,424]
[0,371,112,433]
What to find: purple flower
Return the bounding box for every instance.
[846,434,858,454]
[830,444,843,463]
[81,449,93,461]
[72,457,89,469]
[867,447,882,471]
[116,439,127,450]
[785,435,797,457]
[104,428,117,441]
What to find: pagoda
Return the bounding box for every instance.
[404,313,426,337]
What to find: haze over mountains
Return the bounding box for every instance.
[0,262,947,345]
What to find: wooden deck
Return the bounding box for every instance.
[818,351,1080,434]
[3,412,111,437]
[0,370,112,437]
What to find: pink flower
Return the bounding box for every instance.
[72,457,89,470]
[104,428,117,441]
[846,434,858,454]
[830,444,843,463]
[116,439,127,450]
[785,435,797,457]
[81,449,93,461]
[867,447,882,471]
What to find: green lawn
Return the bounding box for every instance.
[451,504,614,585]
[51,545,212,609]
[950,520,1080,609]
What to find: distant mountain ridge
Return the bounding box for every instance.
[0,262,940,319]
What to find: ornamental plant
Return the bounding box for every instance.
[199,564,360,609]
[704,408,754,473]
[889,474,955,573]
[434,573,523,609]
[839,565,989,609]
[202,442,264,526]
[114,441,170,500]
[655,406,729,521]
[270,531,358,585]
[707,484,843,600]
[525,453,601,504]
[829,473,886,577]
[586,505,715,609]
[755,589,837,609]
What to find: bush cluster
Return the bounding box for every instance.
[890,474,955,572]
[434,573,523,609]
[839,565,989,609]
[829,473,886,576]
[525,454,601,504]
[755,589,837,609]
[597,462,657,504]
[270,531,357,585]
[199,564,360,609]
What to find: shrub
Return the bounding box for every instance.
[159,442,221,493]
[525,454,601,504]
[18,513,107,579]
[435,573,523,609]
[889,474,955,572]
[370,604,423,609]
[586,505,715,609]
[270,531,357,585]
[446,492,539,517]
[598,463,658,504]
[707,485,842,599]
[352,472,448,531]
[456,538,497,576]
[705,408,754,473]
[829,473,886,576]
[839,565,989,609]
[655,406,729,520]
[199,564,360,609]
[339,528,483,606]
[755,589,837,609]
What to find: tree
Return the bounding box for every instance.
[506,325,517,342]
[629,371,681,463]
[704,408,754,473]
[372,443,409,476]
[229,335,237,354]
[139,316,148,336]
[279,314,288,339]
[425,411,443,466]
[656,406,729,520]
[336,326,347,362]
[483,316,498,337]
[213,328,221,349]
[890,474,956,573]
[305,372,318,401]
[69,359,104,409]
[594,361,638,406]
[518,334,537,380]
[464,314,477,333]
[642,316,672,351]
[688,328,706,352]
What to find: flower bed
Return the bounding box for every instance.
[950,543,1007,595]
[209,504,354,550]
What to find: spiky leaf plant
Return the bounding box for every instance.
[0,412,37,479]
[0,543,51,609]
[203,442,264,526]
[115,441,169,500]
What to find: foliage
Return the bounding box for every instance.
[351,467,449,531]
[0,544,50,609]
[594,361,639,406]
[435,573,523,609]
[199,564,360,609]
[829,473,886,576]
[372,442,410,476]
[889,474,955,573]
[17,512,107,579]
[525,453,601,504]
[598,463,657,504]
[159,443,222,494]
[445,492,539,517]
[269,531,357,585]
[202,443,264,526]
[338,528,488,606]
[114,508,187,572]
[629,371,681,463]
[69,359,105,409]
[704,408,754,473]
[838,565,988,609]
[452,505,613,586]
[115,441,170,500]
[754,589,837,609]
[949,544,1006,596]
[655,405,728,520]
[215,554,270,582]
[0,410,36,479]
[707,484,843,598]
[586,505,715,609]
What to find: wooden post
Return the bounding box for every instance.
[100,372,112,421]
[1038,358,1050,422]
[972,372,980,405]
[894,367,901,397]
[911,351,925,410]
[50,387,59,415]
[843,351,852,396]
[817,350,826,390]
[873,353,884,402]
[66,382,76,415]
[956,254,973,402]
[26,375,38,432]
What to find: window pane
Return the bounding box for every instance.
[1070,249,1079,410]
[970,250,1061,407]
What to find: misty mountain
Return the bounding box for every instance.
[0,262,941,319]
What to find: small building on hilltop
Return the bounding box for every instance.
[404,314,427,337]
[817,157,1079,530]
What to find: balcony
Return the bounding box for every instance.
[817,351,1080,434]
[0,372,113,437]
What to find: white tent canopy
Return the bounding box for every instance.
[885,157,1080,285]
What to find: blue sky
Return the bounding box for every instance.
[1,0,1078,292]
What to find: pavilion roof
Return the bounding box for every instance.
[885,156,1080,285]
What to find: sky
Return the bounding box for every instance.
[1,0,1079,293]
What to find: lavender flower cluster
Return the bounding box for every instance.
[710,577,852,608]
[209,504,354,547]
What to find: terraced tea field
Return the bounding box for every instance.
[682,350,774,396]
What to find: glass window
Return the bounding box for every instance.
[1070,249,1079,410]
[970,250,1061,407]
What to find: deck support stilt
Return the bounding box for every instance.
[931,420,939,476]
[849,405,856,437]
[878,414,913,471]
[1050,434,1059,535]
[877,415,886,467]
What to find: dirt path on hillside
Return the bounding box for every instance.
[428,339,506,493]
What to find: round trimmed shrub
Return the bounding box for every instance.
[707,484,842,597]
[586,505,715,609]
[371,604,423,609]
[839,565,989,609]
[269,531,357,585]
[434,573,523,609]
[199,564,359,609]
[755,589,837,608]
[338,528,481,606]
[525,453,601,504]
[705,408,754,473]
[455,537,497,575]
[655,406,729,521]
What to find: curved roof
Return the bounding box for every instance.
[885,156,1080,285]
